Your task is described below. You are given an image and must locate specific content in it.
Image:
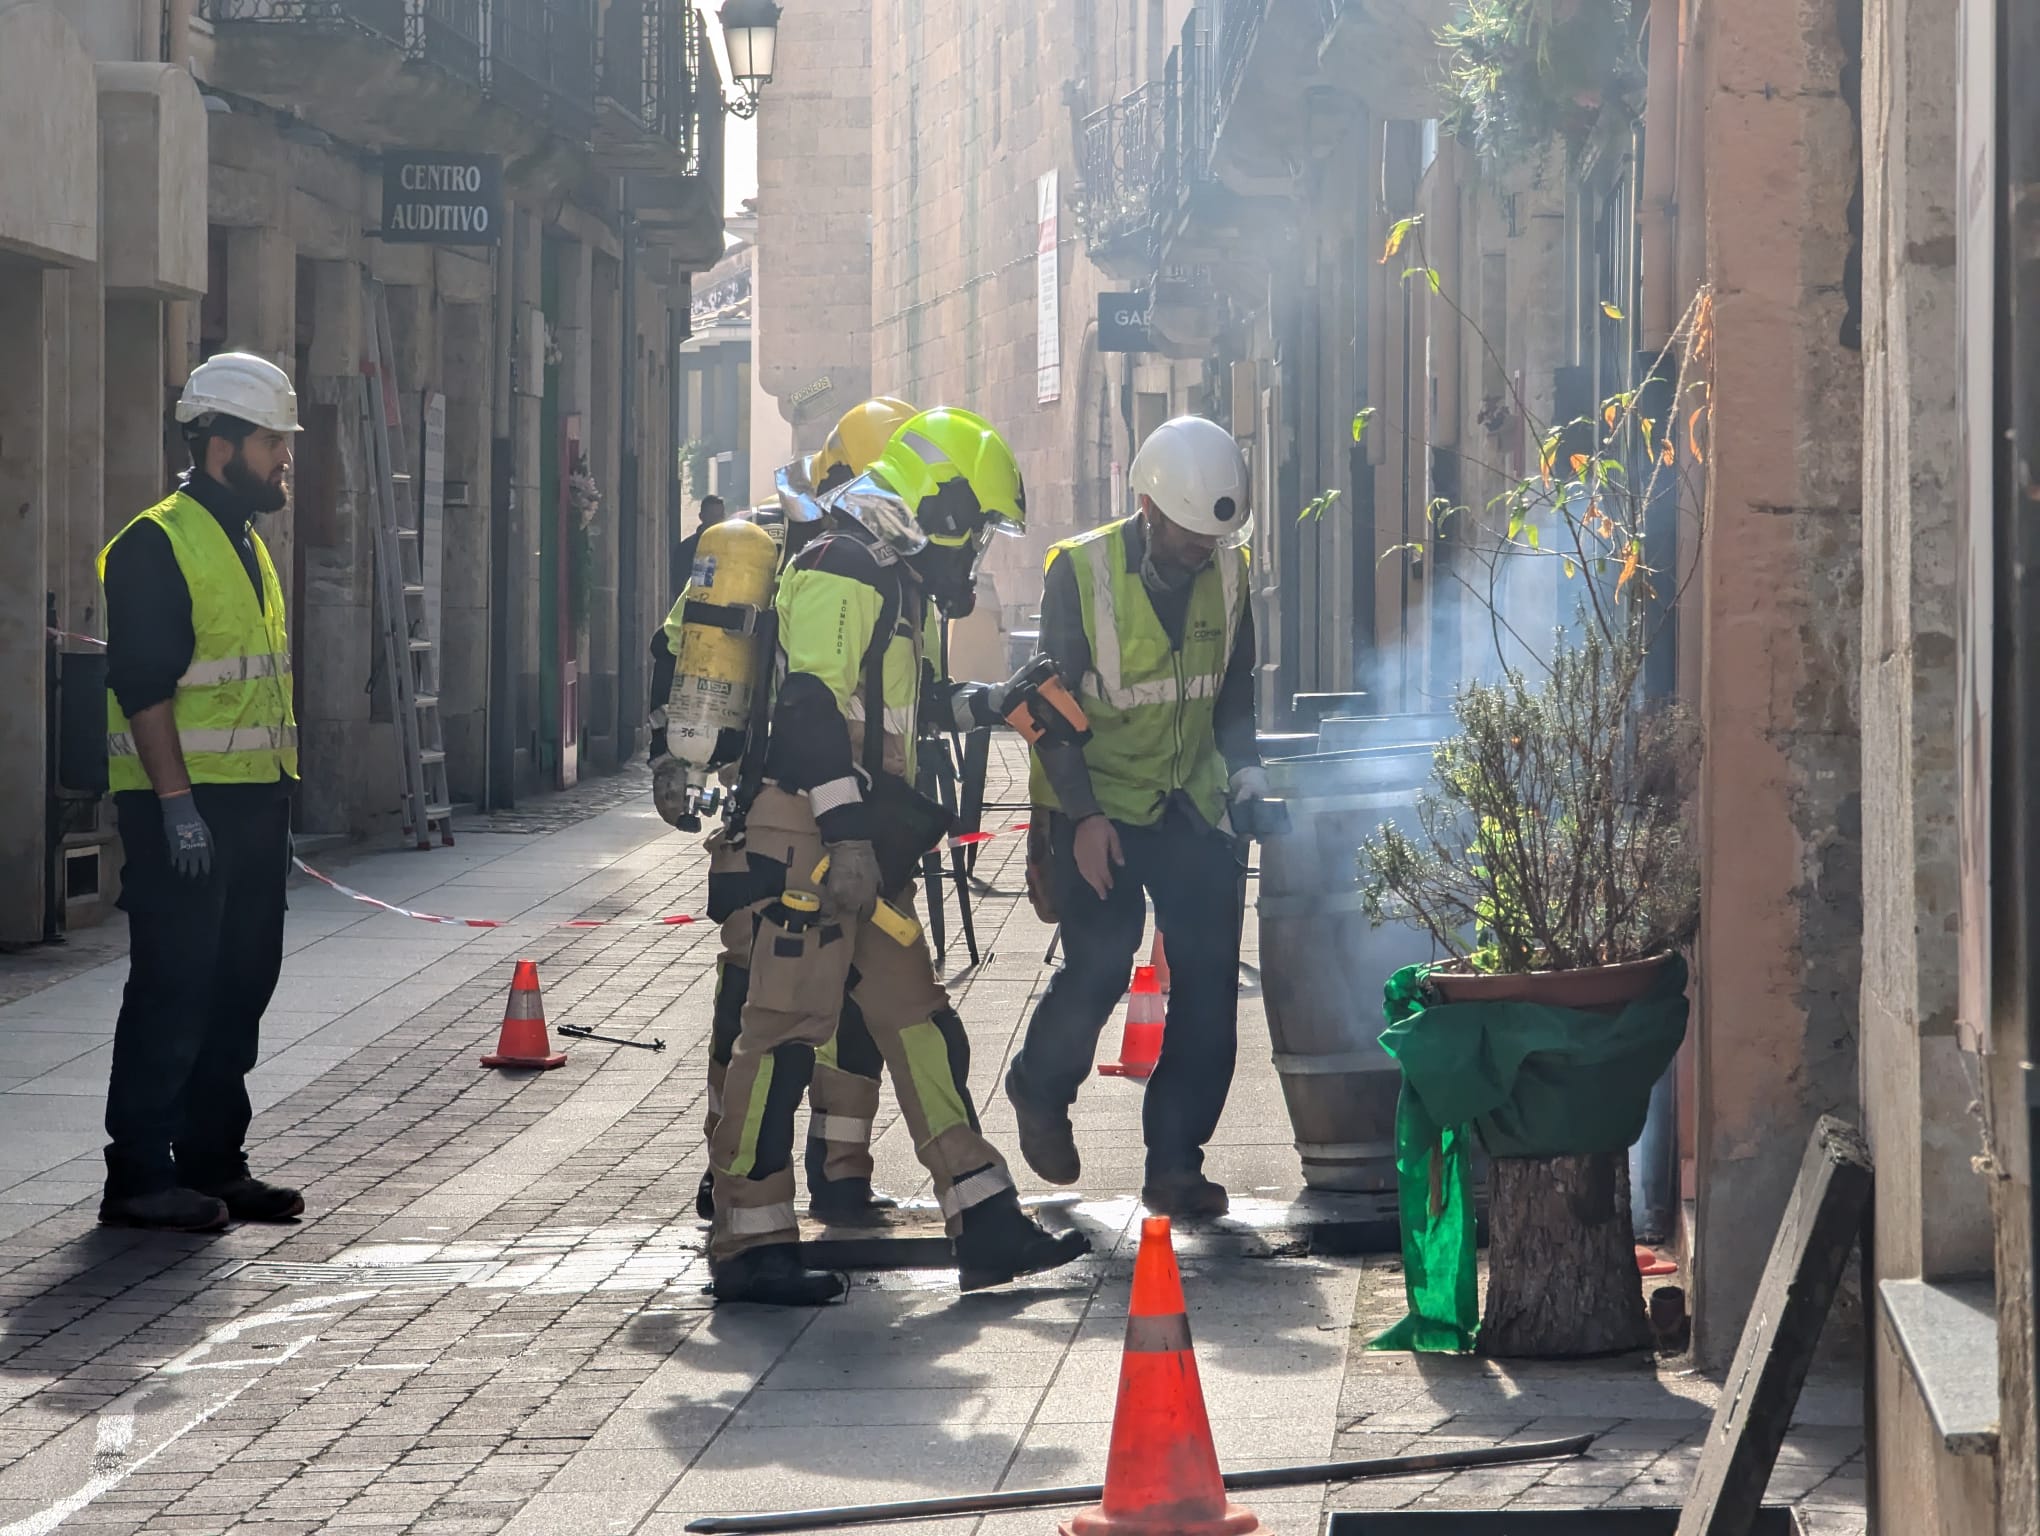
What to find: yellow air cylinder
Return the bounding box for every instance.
[665,516,780,770]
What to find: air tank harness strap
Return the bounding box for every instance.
[683,599,765,637]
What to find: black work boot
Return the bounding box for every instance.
[1141,1171,1229,1220]
[953,1191,1092,1292]
[1003,1072,1080,1186]
[99,1188,231,1234]
[695,1167,716,1222]
[193,1176,305,1223]
[710,1244,848,1307]
[804,1137,896,1225]
[807,1174,899,1227]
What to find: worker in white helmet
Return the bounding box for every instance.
[1004,415,1267,1219]
[95,351,307,1233]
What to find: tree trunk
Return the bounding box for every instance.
[1480,1151,1652,1358]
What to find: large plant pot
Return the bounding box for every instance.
[1427,952,1677,1013]
[1425,955,1677,1358]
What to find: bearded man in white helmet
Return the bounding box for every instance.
[95,351,307,1233]
[1004,414,1268,1218]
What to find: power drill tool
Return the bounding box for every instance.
[1000,655,1092,748]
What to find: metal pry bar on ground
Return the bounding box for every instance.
[682,1433,1598,1535]
[555,1024,666,1051]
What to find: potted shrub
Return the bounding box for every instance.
[1355,225,1712,1357]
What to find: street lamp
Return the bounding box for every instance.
[718,0,781,119]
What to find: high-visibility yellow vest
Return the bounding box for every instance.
[98,490,298,793]
[1028,517,1247,828]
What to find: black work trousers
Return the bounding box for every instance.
[104,788,290,1199]
[1008,806,1244,1182]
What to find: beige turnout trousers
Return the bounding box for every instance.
[706,787,1014,1261]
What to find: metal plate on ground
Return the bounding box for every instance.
[1326,1510,1804,1534]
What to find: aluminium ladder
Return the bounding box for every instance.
[360,277,454,848]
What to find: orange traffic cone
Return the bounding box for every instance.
[1150,931,1170,996]
[1098,965,1164,1079]
[1060,1216,1263,1536]
[480,960,567,1069]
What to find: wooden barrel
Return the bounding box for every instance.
[1258,745,1441,1194]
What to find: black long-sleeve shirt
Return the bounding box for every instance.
[1036,515,1258,824]
[102,471,291,805]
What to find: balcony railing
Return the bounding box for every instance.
[600,0,708,166]
[1073,83,1166,261]
[491,0,597,133]
[202,0,597,133]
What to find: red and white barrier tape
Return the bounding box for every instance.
[47,628,107,648]
[288,824,1026,930]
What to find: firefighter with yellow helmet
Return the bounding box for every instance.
[647,398,922,1228]
[699,407,1091,1306]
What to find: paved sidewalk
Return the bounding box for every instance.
[0,746,1865,1535]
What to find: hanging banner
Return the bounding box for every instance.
[1037,171,1062,404]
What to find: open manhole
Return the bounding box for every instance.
[229,1260,498,1288]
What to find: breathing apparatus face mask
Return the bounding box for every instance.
[912,526,991,618]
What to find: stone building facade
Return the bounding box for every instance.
[751,0,874,472]
[0,0,729,944]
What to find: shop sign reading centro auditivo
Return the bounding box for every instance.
[381,151,503,246]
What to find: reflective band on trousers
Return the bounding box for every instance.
[107,723,300,760]
[724,1200,798,1236]
[937,1166,1013,1218]
[813,1114,873,1142]
[808,775,864,815]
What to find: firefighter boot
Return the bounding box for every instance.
[953,1190,1093,1292]
[805,1136,898,1227]
[709,1243,849,1308]
[695,1167,715,1221]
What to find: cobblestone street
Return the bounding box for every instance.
[0,749,1866,1535]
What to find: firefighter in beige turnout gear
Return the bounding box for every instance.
[703,408,1092,1306]
[652,398,923,1226]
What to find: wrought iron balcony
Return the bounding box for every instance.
[488,0,597,134]
[201,0,597,135]
[598,0,709,170]
[1073,83,1165,268]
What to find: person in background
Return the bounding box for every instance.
[96,351,308,1233]
[672,494,726,595]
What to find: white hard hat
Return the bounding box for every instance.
[1129,415,1249,543]
[176,351,302,434]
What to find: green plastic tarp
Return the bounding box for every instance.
[1366,955,1690,1354]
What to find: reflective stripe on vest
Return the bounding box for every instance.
[1028,517,1246,828]
[98,490,297,793]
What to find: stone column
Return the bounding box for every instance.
[439,289,493,804]
[512,205,543,792]
[104,298,166,540]
[1690,0,1865,1369]
[0,271,49,945]
[296,260,371,836]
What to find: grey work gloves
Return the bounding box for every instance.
[819,839,883,920]
[160,791,214,880]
